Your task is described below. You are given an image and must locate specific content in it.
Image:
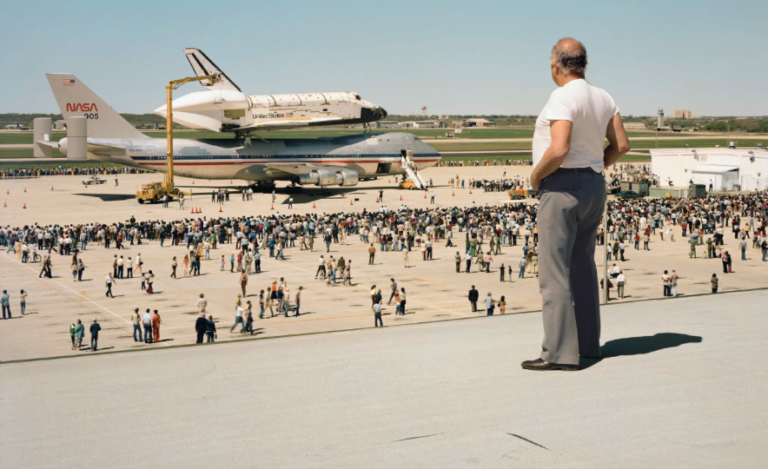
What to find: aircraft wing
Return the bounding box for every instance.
[235,117,343,131]
[86,142,126,157]
[264,163,346,177]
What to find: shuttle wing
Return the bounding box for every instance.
[236,117,344,132]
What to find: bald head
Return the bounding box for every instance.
[551,38,588,77]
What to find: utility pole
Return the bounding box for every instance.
[602,186,609,305]
[164,73,222,195]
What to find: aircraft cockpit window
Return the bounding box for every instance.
[354,94,361,100]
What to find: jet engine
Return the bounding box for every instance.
[299,168,359,187]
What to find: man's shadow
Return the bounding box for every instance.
[581,333,702,369]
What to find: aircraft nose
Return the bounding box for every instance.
[378,107,388,119]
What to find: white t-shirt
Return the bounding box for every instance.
[532,79,619,172]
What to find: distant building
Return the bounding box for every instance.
[4,123,30,130]
[373,121,402,129]
[623,122,646,131]
[462,118,493,127]
[674,109,693,119]
[53,120,67,130]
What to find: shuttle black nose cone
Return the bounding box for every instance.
[362,106,387,122]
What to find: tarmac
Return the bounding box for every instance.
[1,289,766,468]
[1,166,766,363]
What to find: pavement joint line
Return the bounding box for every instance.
[1,252,136,328]
[5,285,767,366]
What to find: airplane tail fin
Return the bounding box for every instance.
[45,73,147,139]
[183,48,241,92]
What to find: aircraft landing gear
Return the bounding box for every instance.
[249,181,276,193]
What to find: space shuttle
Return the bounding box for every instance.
[154,48,387,135]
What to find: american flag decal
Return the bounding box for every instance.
[63,79,75,86]
[286,112,293,117]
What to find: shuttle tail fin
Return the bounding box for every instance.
[183,48,241,92]
[45,73,147,139]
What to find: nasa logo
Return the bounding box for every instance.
[66,103,99,112]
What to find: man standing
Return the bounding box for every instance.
[522,38,629,371]
[89,318,101,352]
[1,290,10,319]
[616,273,626,299]
[195,312,207,344]
[105,272,115,298]
[240,270,248,297]
[662,271,671,297]
[142,308,153,344]
[468,285,479,312]
[388,279,398,305]
[197,293,208,313]
[670,270,679,297]
[373,301,383,328]
[368,244,376,265]
[74,319,85,350]
[131,308,142,342]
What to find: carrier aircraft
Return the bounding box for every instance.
[41,73,439,193]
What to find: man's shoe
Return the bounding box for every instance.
[521,358,578,371]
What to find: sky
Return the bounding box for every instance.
[2,0,767,117]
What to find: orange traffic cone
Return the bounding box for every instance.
[469,189,472,194]
[230,180,233,184]
[219,206,223,212]
[270,204,274,210]
[23,203,27,209]
[350,199,353,205]
[51,186,54,191]
[191,207,194,213]
[388,179,391,183]
[312,202,316,208]
[423,192,427,198]
[3,201,6,207]
[5,190,8,194]
[375,197,379,203]
[452,191,455,196]
[400,195,403,201]
[192,180,195,184]
[24,187,26,192]
[85,184,88,188]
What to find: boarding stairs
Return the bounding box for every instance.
[402,150,428,190]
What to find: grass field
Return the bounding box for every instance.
[0,161,120,170]
[0,149,66,158]
[8,127,760,145]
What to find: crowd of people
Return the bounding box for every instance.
[437,158,534,168]
[0,166,148,179]
[4,177,768,348]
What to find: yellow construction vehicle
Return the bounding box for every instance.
[136,73,221,204]
[508,188,529,200]
[399,178,418,190]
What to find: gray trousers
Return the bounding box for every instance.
[537,169,606,365]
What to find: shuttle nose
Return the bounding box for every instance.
[154,104,168,118]
[361,105,387,122]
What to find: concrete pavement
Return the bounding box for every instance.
[1,289,766,468]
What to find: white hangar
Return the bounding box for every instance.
[650,146,768,192]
